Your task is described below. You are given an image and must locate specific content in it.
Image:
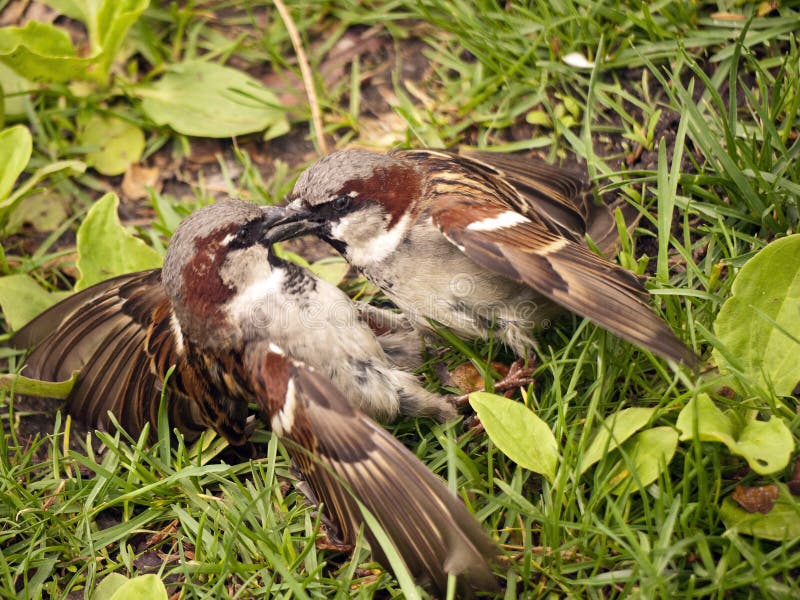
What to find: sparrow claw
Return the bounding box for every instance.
[315,525,354,552]
[461,413,484,434]
[453,392,471,408]
[452,358,534,407]
[492,358,534,395]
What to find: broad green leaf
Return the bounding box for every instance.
[580,407,656,474]
[0,21,91,82]
[0,62,32,117]
[0,274,70,330]
[469,392,558,481]
[5,192,69,233]
[720,492,800,541]
[0,159,85,224]
[41,0,88,22]
[108,574,168,600]
[713,234,800,396]
[81,114,145,175]
[75,193,162,291]
[93,0,150,75]
[0,124,32,201]
[135,61,288,137]
[676,394,736,446]
[0,1,148,84]
[735,418,794,475]
[610,427,679,494]
[92,572,129,600]
[310,256,350,286]
[0,372,78,399]
[677,394,793,474]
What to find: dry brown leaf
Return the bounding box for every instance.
[122,163,161,200]
[448,362,510,394]
[731,484,779,514]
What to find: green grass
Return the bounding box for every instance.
[1,1,799,598]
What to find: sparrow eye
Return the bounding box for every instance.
[332,194,351,211]
[228,226,251,248]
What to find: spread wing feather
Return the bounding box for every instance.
[12,270,207,439]
[433,197,695,365]
[248,350,498,597]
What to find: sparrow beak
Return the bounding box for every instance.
[260,204,323,245]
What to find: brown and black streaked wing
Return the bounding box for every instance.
[247,348,499,598]
[406,148,640,258]
[397,148,589,243]
[431,197,696,366]
[455,149,591,235]
[12,270,203,440]
[459,150,643,256]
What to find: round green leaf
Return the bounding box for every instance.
[75,192,162,290]
[735,417,794,475]
[469,391,559,481]
[135,61,288,138]
[0,124,32,201]
[92,573,129,600]
[677,394,793,475]
[108,574,168,600]
[713,234,800,396]
[82,115,145,175]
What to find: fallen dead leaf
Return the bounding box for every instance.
[122,163,161,200]
[446,362,510,394]
[731,484,779,514]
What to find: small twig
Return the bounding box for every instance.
[273,0,329,154]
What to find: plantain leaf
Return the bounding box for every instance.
[0,124,31,201]
[135,61,288,138]
[609,427,679,494]
[75,193,162,291]
[469,392,558,481]
[0,372,78,399]
[0,274,70,330]
[105,574,168,600]
[0,1,148,84]
[91,573,129,600]
[0,21,90,82]
[713,234,800,396]
[580,407,656,474]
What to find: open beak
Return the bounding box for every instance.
[260,204,323,245]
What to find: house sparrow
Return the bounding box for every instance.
[12,200,496,595]
[264,148,697,366]
[14,201,454,434]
